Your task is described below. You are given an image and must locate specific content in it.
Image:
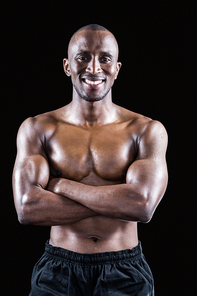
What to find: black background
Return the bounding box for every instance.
[1,1,196,295]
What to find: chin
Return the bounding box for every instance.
[81,89,111,102]
[74,83,111,103]
[81,96,104,102]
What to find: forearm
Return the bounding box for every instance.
[17,186,98,226]
[52,178,149,222]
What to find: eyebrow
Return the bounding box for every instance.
[101,51,113,57]
[76,51,113,57]
[76,51,89,56]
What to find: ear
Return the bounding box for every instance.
[63,58,71,76]
[115,62,122,79]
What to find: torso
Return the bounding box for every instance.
[38,103,151,253]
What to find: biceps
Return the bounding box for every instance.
[126,159,151,184]
[13,154,50,196]
[126,158,168,196]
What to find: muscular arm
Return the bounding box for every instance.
[48,120,168,223]
[12,117,97,226]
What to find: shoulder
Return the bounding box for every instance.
[116,104,151,125]
[117,105,167,138]
[16,111,62,158]
[133,116,168,151]
[116,105,168,153]
[17,109,62,140]
[139,120,168,144]
[136,120,168,159]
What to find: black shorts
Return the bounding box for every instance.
[29,241,154,296]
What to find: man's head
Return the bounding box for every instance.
[63,24,121,102]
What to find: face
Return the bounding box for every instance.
[64,30,121,102]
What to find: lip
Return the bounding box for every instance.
[81,76,106,89]
[81,75,106,81]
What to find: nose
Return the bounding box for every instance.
[85,57,102,74]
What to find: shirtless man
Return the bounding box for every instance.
[13,24,168,295]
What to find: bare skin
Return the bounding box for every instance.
[13,29,168,254]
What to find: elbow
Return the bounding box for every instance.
[139,210,153,223]
[17,210,32,225]
[16,194,35,225]
[18,215,29,225]
[17,206,33,225]
[124,201,154,223]
[141,195,162,223]
[136,188,163,223]
[137,199,156,223]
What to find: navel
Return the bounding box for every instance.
[90,236,99,243]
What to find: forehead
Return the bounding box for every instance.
[68,30,119,59]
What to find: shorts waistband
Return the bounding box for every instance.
[44,240,142,265]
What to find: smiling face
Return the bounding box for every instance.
[64,29,121,102]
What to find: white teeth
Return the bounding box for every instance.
[85,79,102,85]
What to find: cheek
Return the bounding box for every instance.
[69,66,80,83]
[106,68,118,82]
[107,64,118,76]
[69,59,80,73]
[71,64,86,82]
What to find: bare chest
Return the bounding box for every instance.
[46,123,137,183]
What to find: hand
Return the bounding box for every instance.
[47,178,62,194]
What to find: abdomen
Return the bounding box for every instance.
[50,216,138,253]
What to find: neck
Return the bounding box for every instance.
[66,90,118,127]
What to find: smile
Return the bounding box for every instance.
[84,79,103,85]
[82,78,105,90]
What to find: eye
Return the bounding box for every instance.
[77,56,89,62]
[100,56,112,63]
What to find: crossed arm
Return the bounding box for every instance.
[13,118,168,226]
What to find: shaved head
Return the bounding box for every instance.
[63,24,121,103]
[76,24,109,32]
[68,24,119,60]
